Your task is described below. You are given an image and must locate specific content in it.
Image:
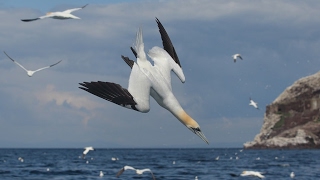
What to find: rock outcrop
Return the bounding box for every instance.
[244,71,320,149]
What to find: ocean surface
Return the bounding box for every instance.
[0,148,319,179]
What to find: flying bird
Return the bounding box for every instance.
[116,165,156,180]
[241,171,265,178]
[249,97,259,109]
[4,51,62,77]
[79,18,209,144]
[82,146,94,159]
[232,54,242,63]
[21,4,88,22]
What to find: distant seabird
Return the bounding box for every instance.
[241,171,265,178]
[116,165,156,180]
[99,171,104,177]
[4,51,62,77]
[249,97,259,109]
[18,157,24,162]
[82,146,94,159]
[79,18,208,144]
[111,157,119,161]
[215,156,219,160]
[21,4,88,22]
[232,54,242,63]
[290,172,295,178]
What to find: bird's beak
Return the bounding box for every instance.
[188,127,209,144]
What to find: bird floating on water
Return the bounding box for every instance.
[99,171,104,177]
[21,4,88,22]
[79,18,208,144]
[290,172,295,178]
[232,54,242,63]
[18,157,24,162]
[116,165,156,180]
[249,97,259,109]
[4,51,62,77]
[82,146,94,159]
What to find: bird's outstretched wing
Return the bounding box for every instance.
[63,4,88,14]
[141,169,156,180]
[79,81,138,110]
[21,18,40,22]
[116,167,125,177]
[155,17,181,67]
[33,60,62,73]
[3,51,28,72]
[21,14,51,22]
[121,55,134,69]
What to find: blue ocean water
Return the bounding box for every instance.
[0,148,319,179]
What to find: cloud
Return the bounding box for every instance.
[35,84,104,110]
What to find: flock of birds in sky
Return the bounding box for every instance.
[3,3,267,179]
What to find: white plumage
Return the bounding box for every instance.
[79,18,208,144]
[4,51,62,77]
[232,53,242,63]
[82,146,94,159]
[116,165,156,180]
[241,171,265,178]
[249,97,259,109]
[21,4,88,22]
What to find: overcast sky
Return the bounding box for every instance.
[0,0,319,148]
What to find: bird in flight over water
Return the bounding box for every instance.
[79,18,209,144]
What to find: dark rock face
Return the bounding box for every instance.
[244,72,320,149]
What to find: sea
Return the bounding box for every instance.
[0,148,319,180]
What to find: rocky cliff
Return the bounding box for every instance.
[244,71,320,149]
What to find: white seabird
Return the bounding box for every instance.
[4,51,62,77]
[79,18,208,144]
[290,172,295,178]
[232,54,242,63]
[82,146,94,159]
[241,171,265,178]
[249,97,259,109]
[99,171,104,177]
[21,4,88,22]
[116,165,156,180]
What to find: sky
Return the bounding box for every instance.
[0,0,319,148]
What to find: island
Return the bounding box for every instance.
[244,71,320,149]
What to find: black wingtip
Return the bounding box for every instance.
[155,17,182,67]
[130,47,137,58]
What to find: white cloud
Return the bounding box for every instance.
[35,84,104,110]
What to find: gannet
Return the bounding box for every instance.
[79,18,209,144]
[21,4,88,22]
[4,51,62,77]
[116,165,156,180]
[241,171,265,178]
[290,172,295,178]
[82,146,94,159]
[249,97,259,109]
[232,54,242,63]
